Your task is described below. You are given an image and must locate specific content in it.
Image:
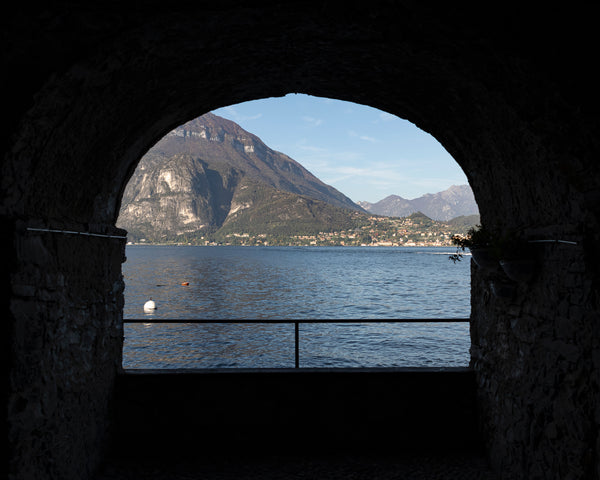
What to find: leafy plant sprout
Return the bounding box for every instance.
[448,225,492,263]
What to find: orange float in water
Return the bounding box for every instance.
[181,282,189,286]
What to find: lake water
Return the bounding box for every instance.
[122,245,471,368]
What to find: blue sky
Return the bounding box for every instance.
[213,94,467,203]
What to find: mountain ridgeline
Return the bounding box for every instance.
[117,112,479,245]
[118,113,365,243]
[357,184,478,221]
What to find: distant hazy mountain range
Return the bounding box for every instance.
[117,113,364,242]
[357,185,479,221]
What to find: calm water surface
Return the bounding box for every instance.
[122,246,471,368]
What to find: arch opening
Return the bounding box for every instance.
[117,94,477,370]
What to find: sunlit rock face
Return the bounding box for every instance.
[118,153,237,240]
[117,113,361,242]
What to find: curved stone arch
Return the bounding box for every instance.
[5,4,582,235]
[5,4,600,480]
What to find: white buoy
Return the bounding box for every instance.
[144,299,156,311]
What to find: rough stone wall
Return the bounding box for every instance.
[7,219,125,479]
[471,236,600,479]
[464,72,600,477]
[2,3,600,480]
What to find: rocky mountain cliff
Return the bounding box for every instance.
[117,113,363,242]
[357,184,478,221]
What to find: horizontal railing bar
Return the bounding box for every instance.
[123,318,469,324]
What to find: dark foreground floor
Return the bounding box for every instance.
[97,452,497,480]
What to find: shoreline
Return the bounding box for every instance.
[126,242,458,248]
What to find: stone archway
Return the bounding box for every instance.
[4,4,599,480]
[7,5,587,231]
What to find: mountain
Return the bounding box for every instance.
[117,113,364,242]
[357,184,478,221]
[446,214,481,229]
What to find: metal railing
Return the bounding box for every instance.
[123,318,470,368]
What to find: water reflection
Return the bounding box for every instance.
[124,323,294,368]
[122,246,471,368]
[122,322,470,369]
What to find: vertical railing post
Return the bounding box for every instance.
[294,321,299,368]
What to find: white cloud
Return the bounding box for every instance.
[322,174,355,185]
[348,130,378,143]
[218,106,262,122]
[314,164,409,190]
[378,112,396,122]
[301,116,324,127]
[295,142,329,155]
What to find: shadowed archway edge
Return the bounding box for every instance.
[3,3,600,480]
[3,2,598,232]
